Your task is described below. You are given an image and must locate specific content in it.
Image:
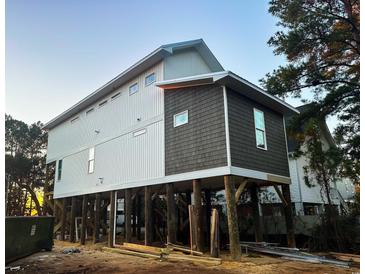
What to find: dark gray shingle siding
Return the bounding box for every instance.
[227,88,290,177]
[165,85,227,175]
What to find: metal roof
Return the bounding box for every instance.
[156,71,300,115]
[43,39,223,129]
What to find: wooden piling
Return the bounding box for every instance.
[166,183,176,244]
[69,196,77,242]
[60,198,67,241]
[144,186,152,245]
[282,184,296,248]
[224,175,241,260]
[93,193,101,244]
[250,185,264,242]
[136,195,142,240]
[80,195,88,245]
[192,179,203,252]
[205,190,212,247]
[108,191,116,247]
[125,188,132,243]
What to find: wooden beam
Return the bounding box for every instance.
[108,191,116,247]
[69,196,77,242]
[60,198,67,241]
[235,180,248,204]
[93,193,101,244]
[80,195,88,245]
[192,179,203,252]
[224,175,241,260]
[210,208,220,258]
[273,184,288,207]
[282,184,296,248]
[205,190,212,247]
[125,188,132,243]
[144,186,152,245]
[166,183,177,244]
[250,185,263,242]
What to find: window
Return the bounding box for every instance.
[99,100,108,107]
[57,160,63,180]
[88,147,95,174]
[86,108,94,115]
[129,83,138,95]
[173,110,189,127]
[253,108,267,150]
[111,92,121,100]
[145,73,156,86]
[70,117,79,123]
[133,128,146,137]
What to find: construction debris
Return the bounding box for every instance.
[166,243,203,256]
[102,242,222,266]
[62,247,81,254]
[240,242,351,268]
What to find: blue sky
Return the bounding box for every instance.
[6,1,335,129]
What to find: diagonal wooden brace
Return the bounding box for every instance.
[235,180,248,204]
[273,184,288,207]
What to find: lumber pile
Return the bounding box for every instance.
[102,242,222,266]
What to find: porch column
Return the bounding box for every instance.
[224,175,241,260]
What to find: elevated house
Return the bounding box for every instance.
[44,39,299,258]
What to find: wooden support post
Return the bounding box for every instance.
[132,196,137,237]
[250,185,263,242]
[108,191,116,247]
[235,180,248,204]
[136,195,142,240]
[93,193,101,244]
[60,198,67,241]
[188,205,197,253]
[210,208,220,258]
[144,186,152,245]
[224,175,241,260]
[69,196,77,242]
[125,189,132,243]
[166,183,176,244]
[282,184,296,248]
[192,179,203,252]
[205,190,212,247]
[80,195,88,245]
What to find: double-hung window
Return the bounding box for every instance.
[253,108,267,150]
[88,147,95,174]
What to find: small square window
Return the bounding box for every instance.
[174,110,189,127]
[129,83,138,95]
[145,73,156,86]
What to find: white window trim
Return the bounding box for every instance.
[145,72,156,86]
[129,83,139,95]
[173,110,189,127]
[253,108,267,150]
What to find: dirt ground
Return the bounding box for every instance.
[6,240,359,274]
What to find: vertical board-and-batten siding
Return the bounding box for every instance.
[49,62,165,198]
[164,85,227,175]
[226,88,290,177]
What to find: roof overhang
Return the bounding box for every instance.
[43,39,223,130]
[156,71,299,115]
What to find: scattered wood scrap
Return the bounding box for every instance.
[102,242,222,266]
[166,243,203,256]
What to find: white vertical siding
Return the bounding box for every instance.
[49,62,165,198]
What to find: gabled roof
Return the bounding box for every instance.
[43,39,223,130]
[156,71,300,115]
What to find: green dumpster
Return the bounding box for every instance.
[6,216,54,264]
